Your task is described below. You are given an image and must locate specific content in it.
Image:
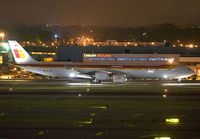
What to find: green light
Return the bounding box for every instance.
[80,121,92,124]
[90,106,107,109]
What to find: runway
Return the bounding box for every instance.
[0,80,200,138]
[0,80,200,97]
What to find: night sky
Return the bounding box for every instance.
[0,0,200,26]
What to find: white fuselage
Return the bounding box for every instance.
[21,64,195,80]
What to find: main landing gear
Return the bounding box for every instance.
[90,79,101,84]
[177,78,182,84]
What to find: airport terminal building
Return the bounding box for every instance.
[56,46,200,77]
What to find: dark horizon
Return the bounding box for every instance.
[0,0,200,26]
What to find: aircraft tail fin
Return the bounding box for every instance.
[8,40,40,64]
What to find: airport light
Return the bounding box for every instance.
[166,118,179,124]
[189,44,194,48]
[155,137,171,139]
[0,32,5,42]
[168,58,174,64]
[90,106,108,109]
[91,113,96,117]
[54,34,58,38]
[38,131,45,135]
[163,94,167,98]
[95,132,103,136]
[0,112,5,116]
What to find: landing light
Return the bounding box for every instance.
[148,70,154,73]
[69,73,76,78]
[163,75,168,79]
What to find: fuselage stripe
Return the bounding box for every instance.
[24,64,176,70]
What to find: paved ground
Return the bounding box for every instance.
[0,80,200,139]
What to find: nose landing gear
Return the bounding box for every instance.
[177,78,182,84]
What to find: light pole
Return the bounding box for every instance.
[0,32,5,42]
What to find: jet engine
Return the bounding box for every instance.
[94,72,109,80]
[113,75,127,82]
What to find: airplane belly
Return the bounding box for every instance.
[22,67,67,77]
[115,69,175,79]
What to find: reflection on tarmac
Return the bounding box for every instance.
[66,82,200,87]
[162,83,200,86]
[66,82,102,86]
[65,82,127,86]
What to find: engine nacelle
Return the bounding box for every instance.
[95,72,109,80]
[113,75,127,82]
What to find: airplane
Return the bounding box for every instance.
[8,40,195,83]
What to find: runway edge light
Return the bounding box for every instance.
[155,137,171,139]
[166,118,179,123]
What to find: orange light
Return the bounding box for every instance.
[168,58,174,64]
[189,44,193,48]
[97,54,112,57]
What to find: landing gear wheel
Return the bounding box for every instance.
[90,79,101,84]
[177,78,182,84]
